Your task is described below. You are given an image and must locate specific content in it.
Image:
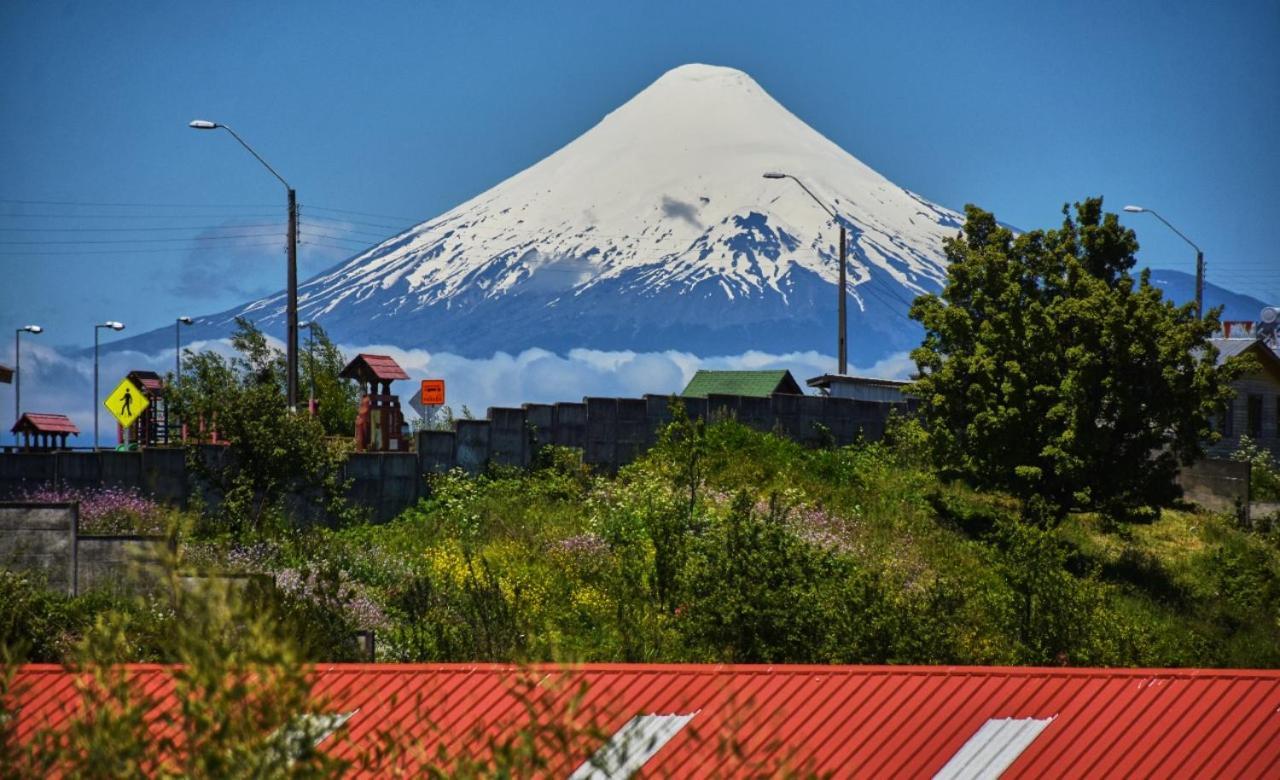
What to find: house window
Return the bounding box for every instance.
[1247,395,1262,439]
[1221,399,1234,438]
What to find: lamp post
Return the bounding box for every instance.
[94,321,125,450]
[175,316,193,385]
[763,172,848,374]
[1123,205,1205,319]
[300,321,317,415]
[14,325,42,443]
[189,119,299,410]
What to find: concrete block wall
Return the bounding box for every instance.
[1177,457,1251,520]
[0,503,77,595]
[1,503,170,595]
[409,393,909,478]
[1,393,913,527]
[76,535,171,594]
[343,452,423,523]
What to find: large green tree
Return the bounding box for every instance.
[909,197,1239,524]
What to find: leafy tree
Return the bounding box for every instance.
[298,322,359,437]
[909,198,1240,525]
[169,318,362,536]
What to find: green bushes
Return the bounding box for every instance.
[6,415,1278,670]
[300,417,1279,668]
[1233,436,1280,502]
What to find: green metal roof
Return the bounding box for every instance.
[680,370,803,398]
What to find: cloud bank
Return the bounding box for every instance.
[4,339,914,446]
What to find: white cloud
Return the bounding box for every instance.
[4,339,914,444]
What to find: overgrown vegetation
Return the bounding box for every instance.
[1234,435,1280,502]
[168,318,362,536]
[5,415,1278,671]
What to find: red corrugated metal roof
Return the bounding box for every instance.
[339,353,409,382]
[9,663,1280,777]
[11,412,79,435]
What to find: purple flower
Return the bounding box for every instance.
[274,567,389,631]
[550,533,610,558]
[12,483,165,535]
[791,505,863,555]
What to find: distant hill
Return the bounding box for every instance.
[1147,269,1272,322]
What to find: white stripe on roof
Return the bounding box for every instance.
[933,716,1055,780]
[569,711,698,780]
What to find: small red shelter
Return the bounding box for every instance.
[11,413,79,451]
[339,354,408,452]
[118,370,171,447]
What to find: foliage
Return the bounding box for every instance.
[6,484,168,535]
[1232,436,1280,502]
[298,419,1280,668]
[169,318,362,536]
[909,197,1241,525]
[5,554,350,778]
[6,418,1279,688]
[298,322,360,437]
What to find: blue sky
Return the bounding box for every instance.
[2,0,1278,350]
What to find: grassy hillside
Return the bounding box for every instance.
[5,416,1278,668]
[312,415,1279,667]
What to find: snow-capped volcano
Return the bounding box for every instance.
[145,64,965,362]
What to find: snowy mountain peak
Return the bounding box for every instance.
[203,64,966,362]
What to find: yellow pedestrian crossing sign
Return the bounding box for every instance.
[104,377,149,428]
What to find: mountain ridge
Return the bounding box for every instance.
[105,65,1271,365]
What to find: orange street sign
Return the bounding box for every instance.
[420,379,445,406]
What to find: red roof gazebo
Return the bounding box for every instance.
[11,412,79,451]
[339,353,409,452]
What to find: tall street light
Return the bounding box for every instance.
[189,119,299,410]
[1124,205,1205,319]
[94,321,125,450]
[14,325,42,442]
[764,172,848,374]
[175,316,193,385]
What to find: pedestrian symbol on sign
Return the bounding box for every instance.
[104,377,149,429]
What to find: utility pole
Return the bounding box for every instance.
[1194,249,1205,320]
[1124,205,1205,319]
[764,172,849,373]
[838,224,847,374]
[190,119,299,409]
[287,188,299,410]
[15,325,42,441]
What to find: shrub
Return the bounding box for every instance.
[8,484,168,535]
[1233,436,1280,502]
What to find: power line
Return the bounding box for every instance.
[0,239,286,256]
[301,239,365,253]
[0,231,284,246]
[299,221,393,239]
[300,212,411,231]
[0,212,283,220]
[0,197,279,208]
[303,204,417,222]
[0,223,282,233]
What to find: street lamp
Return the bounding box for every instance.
[94,321,125,450]
[175,316,193,385]
[1123,205,1205,318]
[14,325,42,443]
[764,172,849,374]
[300,321,317,414]
[189,119,299,410]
